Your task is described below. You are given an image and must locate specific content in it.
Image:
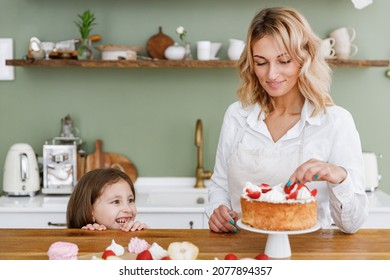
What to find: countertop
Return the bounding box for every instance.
[0,177,209,213]
[1,188,389,213]
[0,228,390,260]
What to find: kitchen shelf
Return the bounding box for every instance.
[5,58,390,68]
[6,59,237,68]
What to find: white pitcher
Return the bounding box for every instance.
[227,39,245,60]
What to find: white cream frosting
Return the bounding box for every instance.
[149,242,169,260]
[242,182,315,204]
[106,239,125,256]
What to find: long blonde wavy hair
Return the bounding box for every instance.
[237,7,333,116]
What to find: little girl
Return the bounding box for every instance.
[67,168,147,231]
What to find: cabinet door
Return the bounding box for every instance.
[363,212,390,229]
[137,213,205,229]
[0,212,67,228]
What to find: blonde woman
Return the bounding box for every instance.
[206,7,368,234]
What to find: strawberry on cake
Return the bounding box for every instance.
[241,182,318,231]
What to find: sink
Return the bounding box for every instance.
[42,195,70,207]
[134,177,209,208]
[136,191,207,207]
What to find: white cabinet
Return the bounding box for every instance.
[1,179,389,229]
[0,177,210,229]
[0,210,208,229]
[0,212,67,228]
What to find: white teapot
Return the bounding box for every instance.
[227,38,245,60]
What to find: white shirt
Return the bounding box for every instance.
[206,100,369,233]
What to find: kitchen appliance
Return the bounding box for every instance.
[3,143,40,196]
[362,152,382,192]
[42,139,77,194]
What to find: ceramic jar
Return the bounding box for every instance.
[164,43,186,60]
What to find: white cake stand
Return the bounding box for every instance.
[237,220,321,259]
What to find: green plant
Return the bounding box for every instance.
[75,10,96,39]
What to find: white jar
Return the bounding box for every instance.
[164,43,185,60]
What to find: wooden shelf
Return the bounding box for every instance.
[326,59,389,68]
[6,59,237,68]
[6,58,390,68]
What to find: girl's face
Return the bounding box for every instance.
[252,35,301,99]
[92,179,137,229]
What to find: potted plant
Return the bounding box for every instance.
[75,9,96,59]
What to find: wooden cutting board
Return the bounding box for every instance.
[146,26,174,59]
[85,139,138,183]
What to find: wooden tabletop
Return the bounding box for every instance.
[1,228,389,260]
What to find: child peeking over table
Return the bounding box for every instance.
[67,168,147,231]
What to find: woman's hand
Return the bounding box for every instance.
[208,205,239,233]
[81,223,107,231]
[288,158,347,186]
[120,220,148,232]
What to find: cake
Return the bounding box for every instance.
[241,182,318,231]
[47,241,79,260]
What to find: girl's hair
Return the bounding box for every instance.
[66,168,135,228]
[237,7,333,116]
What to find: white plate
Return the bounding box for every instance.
[237,219,321,235]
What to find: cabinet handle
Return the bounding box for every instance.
[189,221,194,229]
[48,222,67,227]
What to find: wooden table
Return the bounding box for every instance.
[1,228,389,260]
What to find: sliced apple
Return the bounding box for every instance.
[167,241,199,260]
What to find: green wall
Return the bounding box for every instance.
[1,0,389,193]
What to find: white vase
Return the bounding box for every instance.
[164,43,186,60]
[227,38,245,60]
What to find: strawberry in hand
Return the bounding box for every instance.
[284,182,296,194]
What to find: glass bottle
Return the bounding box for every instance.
[184,42,193,60]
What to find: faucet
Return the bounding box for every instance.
[194,119,212,188]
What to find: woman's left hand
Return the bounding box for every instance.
[288,158,347,185]
[120,220,148,232]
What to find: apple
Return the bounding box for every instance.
[168,241,199,260]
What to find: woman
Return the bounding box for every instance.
[206,7,368,234]
[67,168,147,231]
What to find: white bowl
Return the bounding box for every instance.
[95,45,144,60]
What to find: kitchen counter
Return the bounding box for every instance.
[1,186,390,229]
[0,228,390,260]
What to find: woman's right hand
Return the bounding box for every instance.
[208,205,239,233]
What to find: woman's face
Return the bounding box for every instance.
[92,179,137,229]
[252,35,301,99]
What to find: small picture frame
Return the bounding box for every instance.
[0,38,14,81]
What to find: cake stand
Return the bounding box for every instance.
[237,220,321,259]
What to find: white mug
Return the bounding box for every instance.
[321,38,336,59]
[329,27,358,59]
[196,41,211,60]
